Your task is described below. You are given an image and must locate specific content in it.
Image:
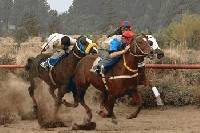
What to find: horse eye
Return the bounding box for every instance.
[149,41,153,46]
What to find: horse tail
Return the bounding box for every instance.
[25,57,35,71]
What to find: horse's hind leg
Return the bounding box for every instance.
[28,78,38,118]
[52,87,64,116]
[126,88,144,119]
[97,94,117,123]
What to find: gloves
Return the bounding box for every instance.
[124,45,130,52]
[110,45,130,58]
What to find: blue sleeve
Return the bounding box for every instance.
[110,38,120,52]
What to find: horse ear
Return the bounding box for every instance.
[141,33,146,36]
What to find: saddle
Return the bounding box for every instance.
[40,49,68,71]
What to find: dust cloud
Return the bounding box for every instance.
[0,73,73,127]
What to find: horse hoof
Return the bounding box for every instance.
[126,114,136,119]
[73,102,78,108]
[111,119,118,125]
[61,99,66,103]
[83,117,91,124]
[72,123,79,130]
[72,122,96,130]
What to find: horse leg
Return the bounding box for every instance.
[65,77,79,108]
[126,89,144,119]
[28,78,38,118]
[140,69,164,106]
[146,80,164,106]
[79,90,92,123]
[61,85,78,108]
[98,90,108,112]
[48,86,58,102]
[152,86,164,106]
[98,94,118,124]
[52,87,66,116]
[99,96,116,119]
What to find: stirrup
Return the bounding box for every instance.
[90,68,101,75]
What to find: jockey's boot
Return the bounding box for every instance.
[45,66,50,71]
[40,61,50,72]
[95,65,101,75]
[90,65,101,75]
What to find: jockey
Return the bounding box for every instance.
[121,21,132,32]
[41,33,76,53]
[91,30,135,75]
[40,35,75,71]
[40,33,93,71]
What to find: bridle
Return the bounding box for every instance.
[128,35,150,57]
[123,35,151,73]
[73,36,88,59]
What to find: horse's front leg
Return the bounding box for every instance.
[98,90,108,112]
[126,88,144,119]
[28,78,38,118]
[48,86,58,102]
[52,87,65,117]
[78,90,92,123]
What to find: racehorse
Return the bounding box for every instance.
[108,27,164,105]
[25,35,98,118]
[73,34,154,124]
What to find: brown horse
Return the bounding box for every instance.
[108,27,164,105]
[73,34,153,124]
[25,36,98,118]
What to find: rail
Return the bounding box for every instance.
[1,64,200,69]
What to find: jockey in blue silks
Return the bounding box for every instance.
[101,38,125,71]
[91,31,135,75]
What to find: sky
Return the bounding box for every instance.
[47,0,73,13]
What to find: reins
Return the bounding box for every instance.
[122,35,149,73]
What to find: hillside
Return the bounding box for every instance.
[61,0,200,34]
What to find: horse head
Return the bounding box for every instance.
[128,33,154,58]
[146,35,164,59]
[72,36,98,58]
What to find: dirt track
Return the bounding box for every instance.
[1,102,200,133]
[0,74,200,133]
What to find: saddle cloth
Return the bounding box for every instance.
[91,50,121,74]
[40,49,68,68]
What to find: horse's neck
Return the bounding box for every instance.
[61,50,80,66]
[112,51,138,74]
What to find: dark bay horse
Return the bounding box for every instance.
[25,36,98,118]
[109,27,165,105]
[73,34,153,124]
